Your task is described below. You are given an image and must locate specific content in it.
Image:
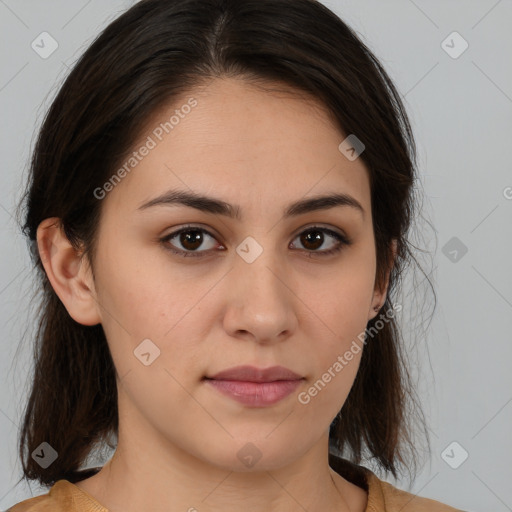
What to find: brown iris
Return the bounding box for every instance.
[299,230,324,251]
[179,230,204,251]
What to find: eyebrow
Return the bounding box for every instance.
[137,189,365,220]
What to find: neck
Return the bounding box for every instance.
[77,433,367,512]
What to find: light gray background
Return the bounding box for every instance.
[1,1,511,511]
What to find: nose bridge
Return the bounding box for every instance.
[225,233,297,341]
[235,233,286,300]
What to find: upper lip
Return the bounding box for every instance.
[206,365,303,382]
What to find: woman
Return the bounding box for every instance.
[8,0,462,510]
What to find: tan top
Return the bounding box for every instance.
[7,456,462,512]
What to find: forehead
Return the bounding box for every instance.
[100,77,371,221]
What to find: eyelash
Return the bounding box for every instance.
[160,224,351,259]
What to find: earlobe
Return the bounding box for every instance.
[36,217,101,326]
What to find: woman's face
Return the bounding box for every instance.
[86,77,388,471]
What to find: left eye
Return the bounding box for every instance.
[291,227,349,255]
[161,225,350,258]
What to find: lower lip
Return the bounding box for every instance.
[205,378,303,406]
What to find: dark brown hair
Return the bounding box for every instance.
[14,0,433,488]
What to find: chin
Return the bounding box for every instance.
[191,434,311,473]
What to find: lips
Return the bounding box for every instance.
[204,365,304,407]
[205,365,303,383]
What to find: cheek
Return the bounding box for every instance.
[308,261,375,341]
[296,258,374,409]
[94,237,203,334]
[297,302,366,424]
[93,247,219,393]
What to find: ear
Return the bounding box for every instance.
[368,238,397,321]
[36,217,101,326]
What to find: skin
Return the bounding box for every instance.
[37,77,395,512]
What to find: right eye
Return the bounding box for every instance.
[160,226,222,257]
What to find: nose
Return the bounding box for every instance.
[222,244,298,345]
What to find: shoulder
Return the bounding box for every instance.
[365,472,464,511]
[6,480,106,512]
[6,481,73,512]
[328,453,463,512]
[6,494,49,512]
